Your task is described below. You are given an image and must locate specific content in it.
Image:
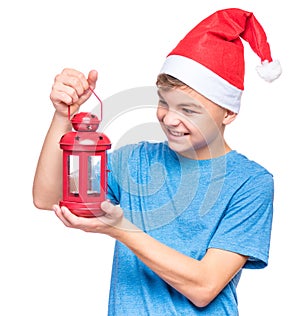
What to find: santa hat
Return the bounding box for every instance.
[159,8,282,113]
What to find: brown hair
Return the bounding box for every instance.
[156,73,225,110]
[156,74,187,89]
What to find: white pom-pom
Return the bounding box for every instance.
[256,60,282,82]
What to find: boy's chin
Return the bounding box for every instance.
[167,142,197,159]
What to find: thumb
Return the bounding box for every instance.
[100,201,140,232]
[101,200,116,215]
[87,69,98,90]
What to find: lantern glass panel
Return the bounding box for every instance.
[68,155,79,196]
[88,155,101,196]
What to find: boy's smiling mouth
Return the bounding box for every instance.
[167,128,189,137]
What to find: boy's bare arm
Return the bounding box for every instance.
[32,68,98,210]
[32,112,71,210]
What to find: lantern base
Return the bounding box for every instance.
[59,200,106,218]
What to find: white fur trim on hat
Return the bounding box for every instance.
[159,55,242,113]
[256,60,282,82]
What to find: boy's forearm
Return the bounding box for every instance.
[32,112,72,210]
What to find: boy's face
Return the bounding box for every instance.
[156,86,236,160]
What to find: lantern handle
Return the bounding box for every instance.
[67,87,103,122]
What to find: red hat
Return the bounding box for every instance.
[159,8,282,113]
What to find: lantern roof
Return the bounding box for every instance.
[60,131,111,152]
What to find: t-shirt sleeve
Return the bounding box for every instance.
[208,172,274,269]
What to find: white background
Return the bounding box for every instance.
[0,0,298,315]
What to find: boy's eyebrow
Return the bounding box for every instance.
[157,90,203,109]
[179,103,202,109]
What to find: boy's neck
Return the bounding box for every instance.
[178,141,232,161]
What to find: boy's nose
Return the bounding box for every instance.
[162,109,181,126]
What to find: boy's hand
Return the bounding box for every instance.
[50,68,98,117]
[52,201,137,235]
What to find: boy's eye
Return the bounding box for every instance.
[158,99,168,107]
[182,108,196,114]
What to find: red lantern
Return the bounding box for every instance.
[59,90,111,217]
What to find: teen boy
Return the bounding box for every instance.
[33,8,281,315]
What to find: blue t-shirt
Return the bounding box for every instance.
[105,142,274,315]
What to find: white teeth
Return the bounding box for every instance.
[168,129,185,137]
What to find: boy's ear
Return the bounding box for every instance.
[223,110,237,125]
